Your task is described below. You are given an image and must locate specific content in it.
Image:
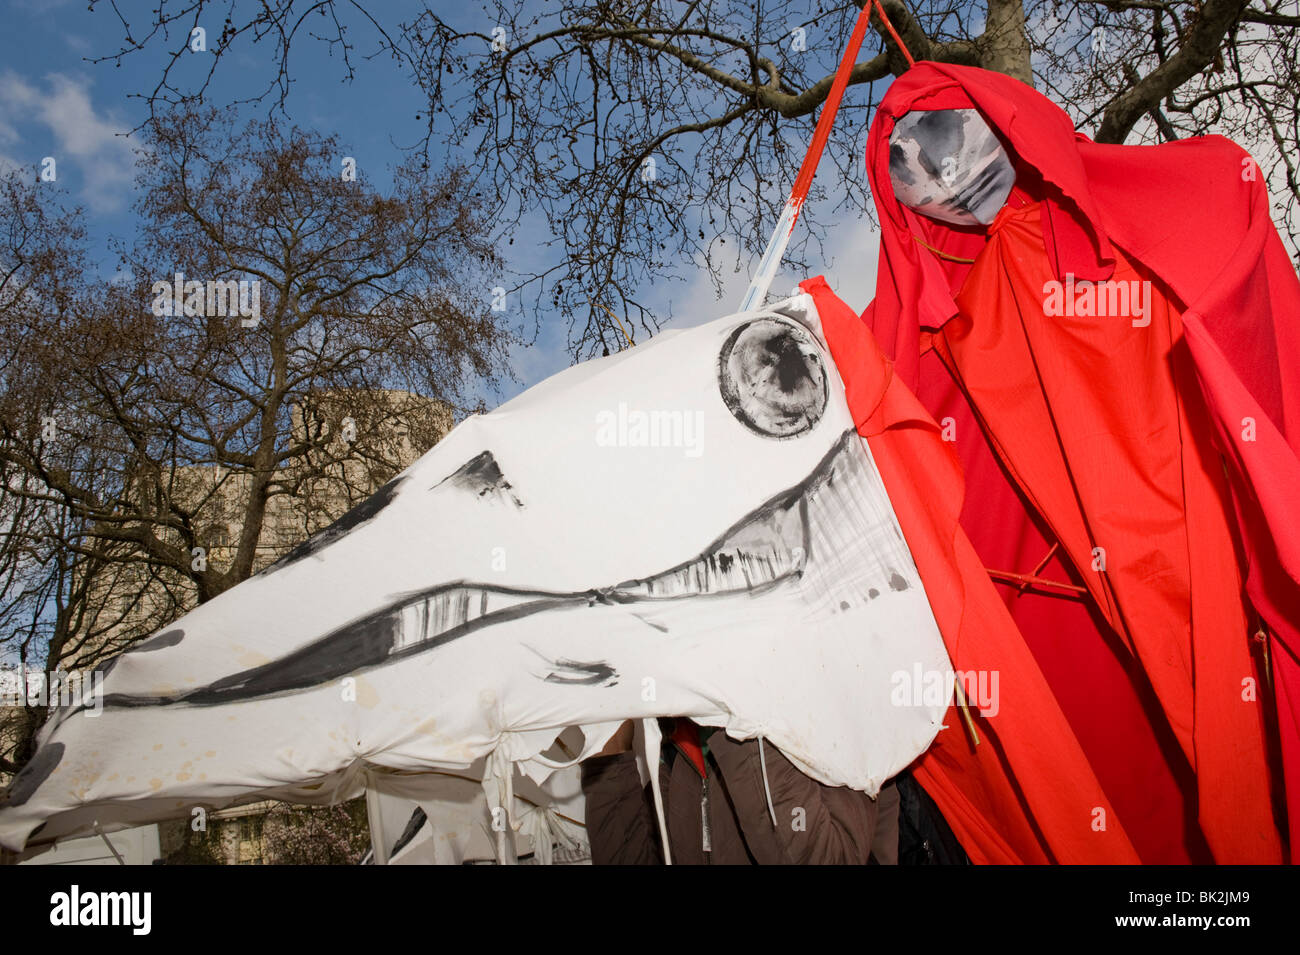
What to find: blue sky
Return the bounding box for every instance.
[0,0,883,407]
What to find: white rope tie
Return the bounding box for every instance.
[758,737,778,829]
[642,717,672,865]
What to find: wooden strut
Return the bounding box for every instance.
[952,677,981,747]
[589,300,633,349]
[1253,618,1274,696]
[1019,541,1060,594]
[912,233,977,264]
[93,821,127,865]
[986,568,1087,596]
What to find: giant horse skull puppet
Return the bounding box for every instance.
[0,290,954,860]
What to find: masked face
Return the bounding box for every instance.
[888,108,1016,227]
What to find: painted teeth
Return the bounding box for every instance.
[613,546,802,599]
[395,588,533,650]
[613,477,808,600]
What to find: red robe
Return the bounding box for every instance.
[835,61,1300,863]
[803,274,1140,863]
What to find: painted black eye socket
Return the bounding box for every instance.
[718,318,828,439]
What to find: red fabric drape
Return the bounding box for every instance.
[945,202,1274,861]
[847,61,1299,862]
[913,340,1205,864]
[804,275,1140,863]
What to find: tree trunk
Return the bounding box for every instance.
[982,0,1033,85]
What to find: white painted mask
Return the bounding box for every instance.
[888,108,1016,226]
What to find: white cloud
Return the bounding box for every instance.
[0,71,136,211]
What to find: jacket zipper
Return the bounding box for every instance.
[701,775,712,857]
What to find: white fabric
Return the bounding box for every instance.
[642,716,670,865]
[365,761,588,865]
[0,294,953,851]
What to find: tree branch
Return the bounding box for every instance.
[1096,0,1251,142]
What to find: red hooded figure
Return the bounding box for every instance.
[816,60,1299,864]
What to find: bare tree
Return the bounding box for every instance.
[1,110,512,605]
[0,116,514,774]
[260,798,370,865]
[0,174,181,772]
[89,0,1300,356]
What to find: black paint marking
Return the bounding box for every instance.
[1,743,64,807]
[911,110,966,176]
[949,160,1016,218]
[193,611,401,703]
[718,318,828,439]
[389,806,428,857]
[434,451,524,508]
[543,659,619,687]
[94,429,901,711]
[101,590,577,708]
[888,572,910,592]
[133,628,185,652]
[260,476,406,576]
[889,142,916,186]
[93,628,184,685]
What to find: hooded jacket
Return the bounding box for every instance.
[580,719,899,864]
[832,61,1299,863]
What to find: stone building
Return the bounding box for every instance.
[11,388,453,864]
